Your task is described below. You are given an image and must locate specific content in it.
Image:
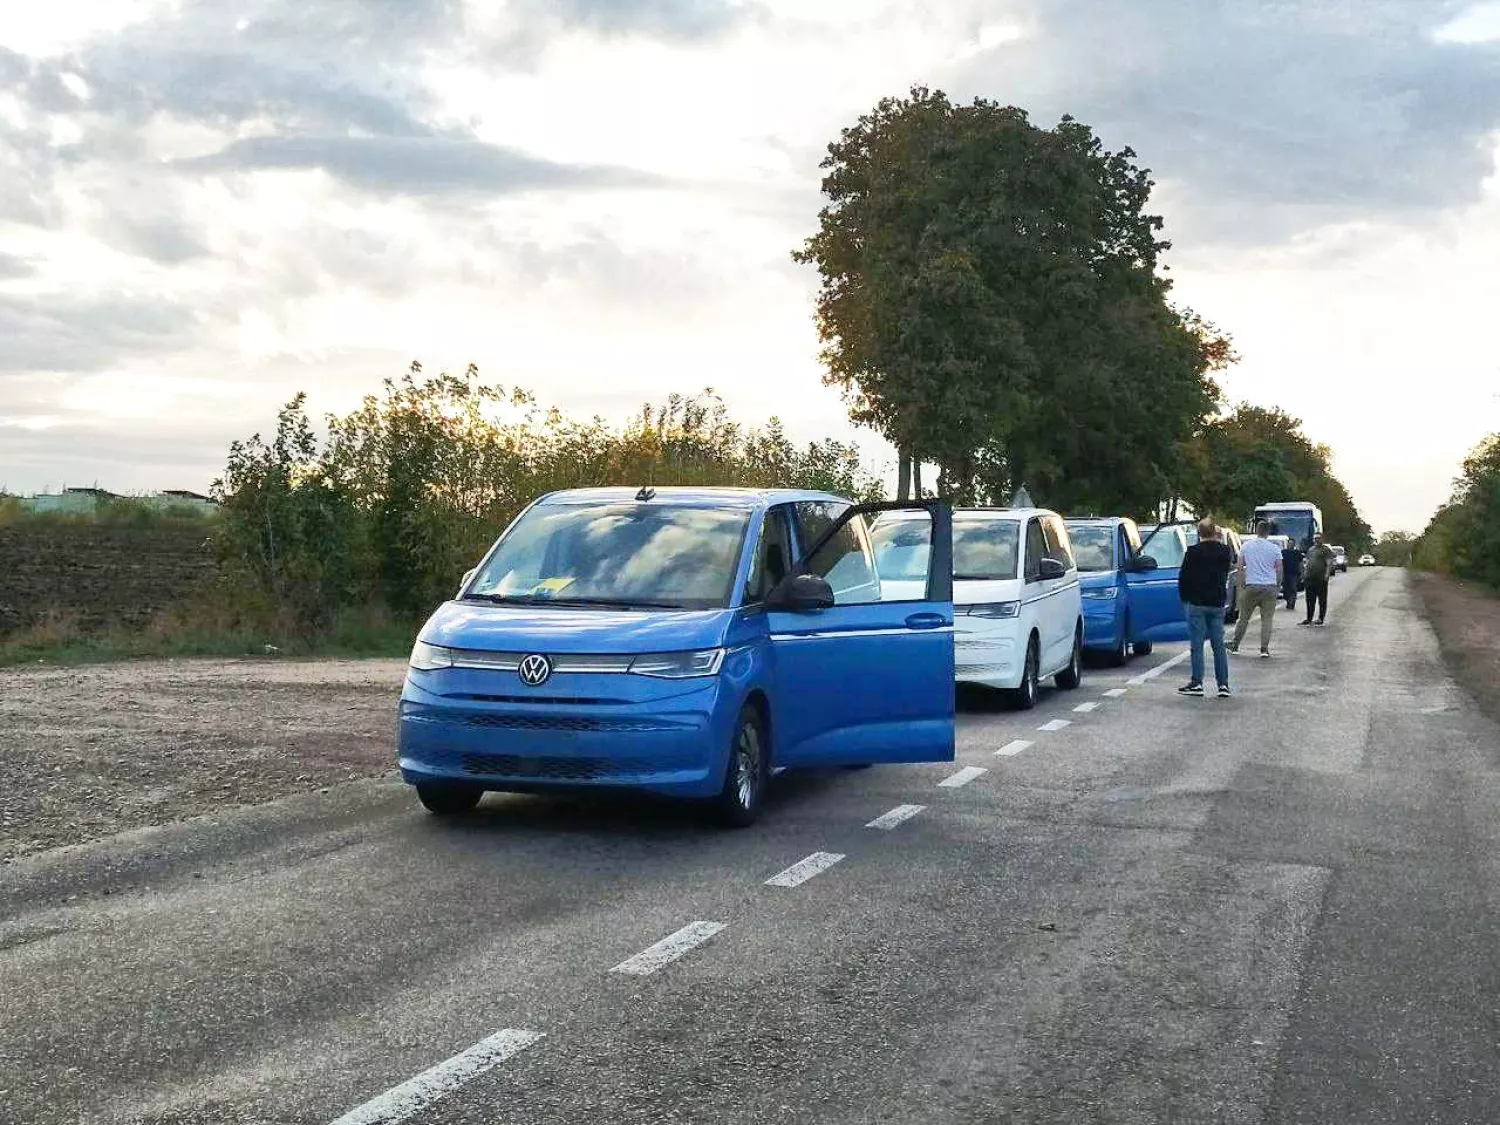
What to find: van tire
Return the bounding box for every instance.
[415,784,483,817]
[1055,626,1083,690]
[713,705,768,828]
[1109,617,1131,667]
[1132,640,1154,657]
[1010,636,1041,711]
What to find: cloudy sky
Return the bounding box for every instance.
[2,0,1498,533]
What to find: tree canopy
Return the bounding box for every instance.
[795,86,1226,512]
[1179,403,1372,549]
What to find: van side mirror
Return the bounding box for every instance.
[1131,556,1159,572]
[457,568,477,597]
[1038,558,1067,581]
[768,573,836,613]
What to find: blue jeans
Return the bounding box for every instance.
[1186,604,1229,687]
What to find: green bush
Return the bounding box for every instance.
[1412,434,1500,589]
[212,365,885,634]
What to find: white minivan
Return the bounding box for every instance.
[871,507,1084,708]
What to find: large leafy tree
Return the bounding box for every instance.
[795,87,1224,508]
[1181,403,1372,549]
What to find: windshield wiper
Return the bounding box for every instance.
[546,596,691,610]
[953,573,1009,581]
[462,593,689,610]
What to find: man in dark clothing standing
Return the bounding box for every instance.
[1281,540,1302,610]
[1301,534,1334,626]
[1177,518,1235,698]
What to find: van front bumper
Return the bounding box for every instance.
[397,675,731,799]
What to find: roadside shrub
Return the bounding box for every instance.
[1412,434,1500,589]
[212,364,885,634]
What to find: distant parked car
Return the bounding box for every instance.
[1065,517,1191,666]
[1359,553,1377,567]
[873,507,1083,708]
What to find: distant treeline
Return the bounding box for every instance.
[1409,433,1500,588]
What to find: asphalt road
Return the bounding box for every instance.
[5,567,1500,1124]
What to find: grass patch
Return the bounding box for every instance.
[0,607,417,668]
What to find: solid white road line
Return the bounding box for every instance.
[1128,651,1190,686]
[1037,719,1071,732]
[765,851,846,887]
[866,804,926,830]
[938,765,989,788]
[995,739,1033,757]
[1103,688,1128,698]
[610,921,728,976]
[1073,702,1099,713]
[329,1029,544,1125]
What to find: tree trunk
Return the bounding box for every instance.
[897,449,912,502]
[912,459,924,499]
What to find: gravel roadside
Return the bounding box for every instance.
[1411,570,1500,725]
[0,657,407,861]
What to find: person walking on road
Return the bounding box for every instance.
[1177,519,1234,698]
[1301,534,1334,626]
[1230,521,1284,658]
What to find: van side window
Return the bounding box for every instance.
[1025,519,1047,582]
[800,507,880,604]
[744,506,794,605]
[1043,516,1075,570]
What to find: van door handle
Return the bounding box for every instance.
[905,612,947,630]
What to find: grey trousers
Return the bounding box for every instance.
[1232,585,1279,651]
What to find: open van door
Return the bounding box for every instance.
[765,500,955,767]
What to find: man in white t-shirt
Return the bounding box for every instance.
[1229,521,1284,657]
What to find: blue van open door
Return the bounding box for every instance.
[764,500,955,768]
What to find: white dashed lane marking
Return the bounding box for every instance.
[328,1029,544,1125]
[866,804,926,830]
[1128,651,1189,686]
[995,739,1033,757]
[938,766,989,788]
[1037,719,1071,732]
[765,852,846,888]
[1103,688,1128,698]
[1073,702,1099,713]
[610,921,727,976]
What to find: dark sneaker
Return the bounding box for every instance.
[1177,682,1204,697]
[1298,620,1313,627]
[1217,684,1232,698]
[1259,649,1271,659]
[1227,643,1240,655]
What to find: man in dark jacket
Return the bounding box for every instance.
[1301,534,1334,625]
[1177,518,1235,698]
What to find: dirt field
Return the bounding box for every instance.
[1412,571,1500,726]
[0,658,407,861]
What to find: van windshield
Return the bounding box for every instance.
[1066,525,1115,572]
[466,503,751,610]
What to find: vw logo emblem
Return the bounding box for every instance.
[517,654,553,687]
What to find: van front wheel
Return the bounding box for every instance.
[1055,626,1083,690]
[714,705,768,828]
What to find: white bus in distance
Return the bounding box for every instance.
[1252,501,1323,552]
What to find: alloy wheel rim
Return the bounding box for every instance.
[735,724,761,809]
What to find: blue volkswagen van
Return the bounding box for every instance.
[398,488,956,826]
[1064,517,1191,665]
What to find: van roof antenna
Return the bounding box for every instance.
[635,485,657,502]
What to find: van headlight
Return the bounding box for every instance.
[628,649,726,678]
[409,640,455,670]
[963,602,1021,619]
